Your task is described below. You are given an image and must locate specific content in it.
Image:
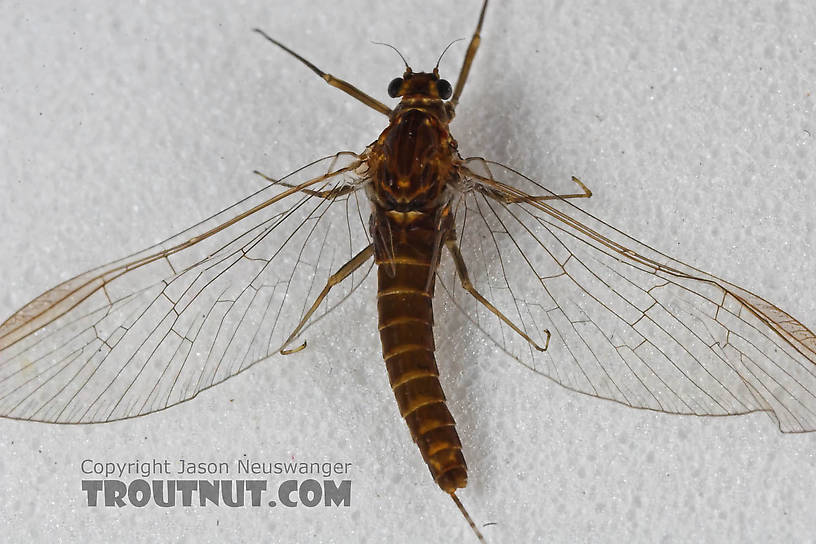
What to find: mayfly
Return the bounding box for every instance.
[2,1,815,542]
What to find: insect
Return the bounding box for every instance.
[1,1,816,544]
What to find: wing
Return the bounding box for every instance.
[439,157,816,432]
[0,152,374,423]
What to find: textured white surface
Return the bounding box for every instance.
[1,0,815,542]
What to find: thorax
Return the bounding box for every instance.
[365,102,460,213]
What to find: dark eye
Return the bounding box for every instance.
[437,79,452,100]
[387,78,403,98]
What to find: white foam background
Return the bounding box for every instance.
[1,1,815,542]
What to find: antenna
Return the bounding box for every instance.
[371,41,411,70]
[435,38,465,71]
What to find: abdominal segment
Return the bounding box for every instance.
[373,212,467,493]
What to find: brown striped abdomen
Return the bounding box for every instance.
[374,213,467,493]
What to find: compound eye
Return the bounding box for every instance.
[437,79,452,100]
[387,77,404,98]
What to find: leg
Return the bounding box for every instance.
[254,29,392,117]
[445,236,549,352]
[480,176,593,204]
[253,170,359,200]
[528,176,592,202]
[449,0,489,108]
[279,244,374,355]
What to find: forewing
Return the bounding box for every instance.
[442,157,816,432]
[0,152,373,423]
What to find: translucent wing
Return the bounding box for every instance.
[441,157,816,432]
[0,152,373,423]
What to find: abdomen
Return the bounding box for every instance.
[373,212,467,493]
